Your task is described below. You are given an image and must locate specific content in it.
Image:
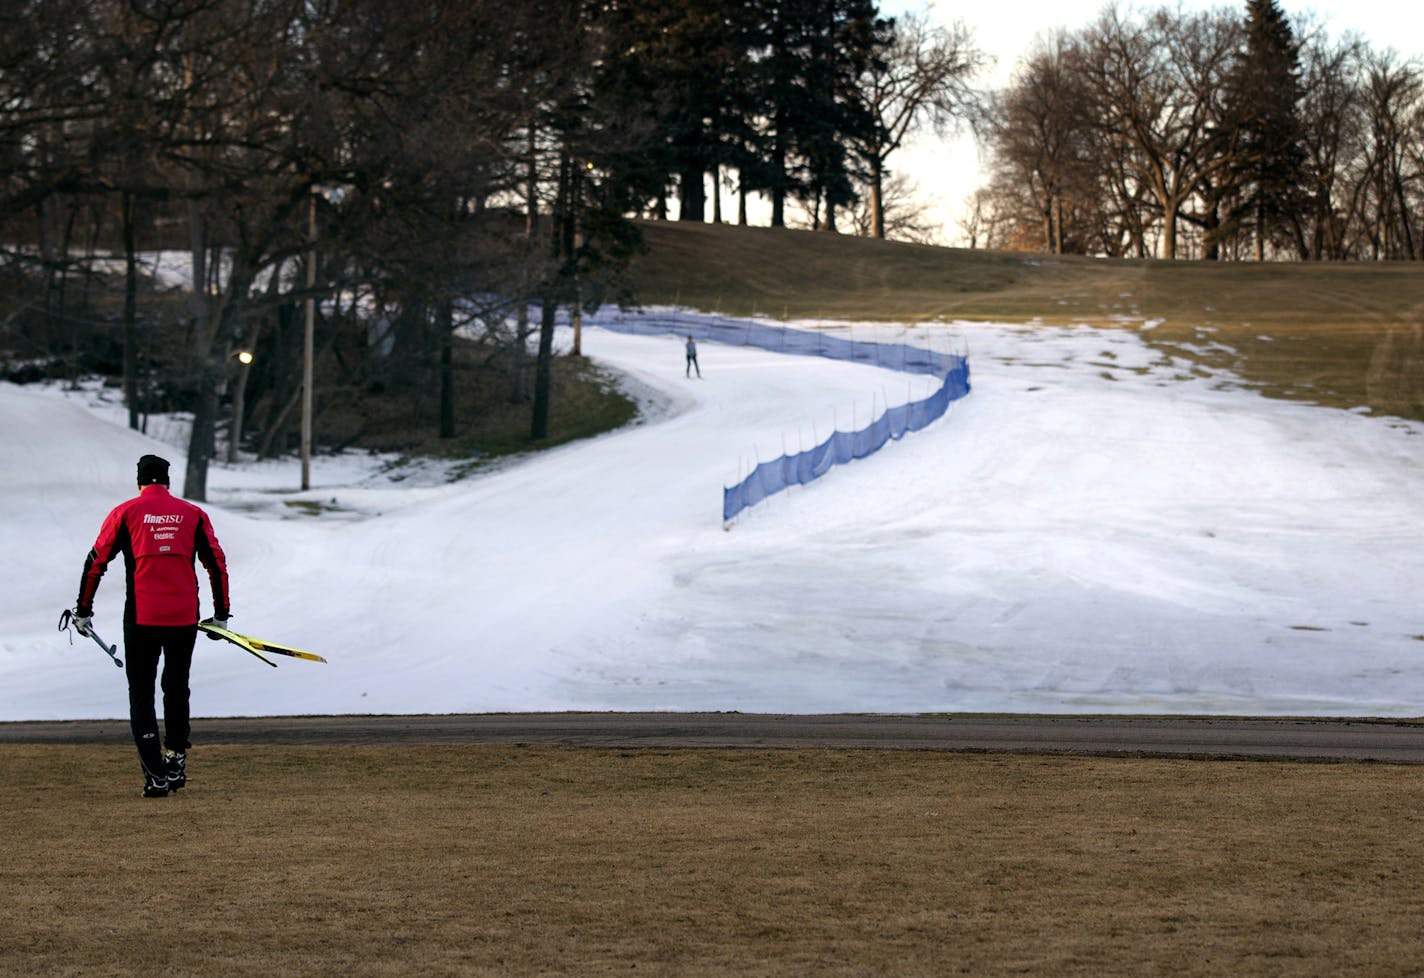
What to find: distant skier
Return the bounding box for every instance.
[71,454,231,798]
[685,335,701,378]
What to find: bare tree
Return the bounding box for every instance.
[1358,49,1423,259]
[1295,29,1369,258]
[1077,5,1243,259]
[169,0,318,500]
[954,189,1009,249]
[0,0,113,321]
[850,10,988,239]
[845,169,939,242]
[989,30,1096,253]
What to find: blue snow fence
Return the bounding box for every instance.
[588,310,970,522]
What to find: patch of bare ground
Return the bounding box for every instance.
[4,744,1423,976]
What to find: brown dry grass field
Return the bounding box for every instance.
[4,743,1424,977]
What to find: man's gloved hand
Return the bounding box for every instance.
[202,616,230,639]
[72,612,94,636]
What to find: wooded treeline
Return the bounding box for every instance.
[974,0,1424,261]
[1,0,983,498]
[7,0,1416,499]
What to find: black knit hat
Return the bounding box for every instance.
[137,454,170,486]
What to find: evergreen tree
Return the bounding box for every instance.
[753,0,889,230]
[593,0,760,223]
[1229,0,1306,259]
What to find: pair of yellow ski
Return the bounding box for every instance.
[199,621,326,668]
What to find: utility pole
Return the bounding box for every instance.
[301,193,315,491]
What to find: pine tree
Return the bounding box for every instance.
[594,0,760,223]
[753,0,889,230]
[1229,0,1306,259]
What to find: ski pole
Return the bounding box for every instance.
[58,609,123,669]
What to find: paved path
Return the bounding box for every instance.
[4,713,1424,762]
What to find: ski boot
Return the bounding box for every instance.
[164,750,186,791]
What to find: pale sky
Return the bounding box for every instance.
[905,0,1417,84]
[882,0,1423,242]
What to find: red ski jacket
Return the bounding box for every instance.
[77,484,231,627]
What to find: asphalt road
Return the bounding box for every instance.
[4,713,1424,762]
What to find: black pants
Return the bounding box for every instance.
[123,623,197,779]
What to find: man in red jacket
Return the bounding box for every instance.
[73,454,231,798]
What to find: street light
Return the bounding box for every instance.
[299,182,346,491]
[298,183,348,491]
[228,348,256,464]
[301,192,315,491]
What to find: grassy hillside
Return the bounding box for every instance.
[626,221,1424,422]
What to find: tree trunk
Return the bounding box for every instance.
[122,191,140,430]
[188,200,208,326]
[438,298,455,439]
[1161,204,1179,260]
[183,358,223,502]
[228,355,252,463]
[1202,201,1221,261]
[181,203,214,500]
[37,195,59,312]
[258,381,301,460]
[1394,171,1417,259]
[184,254,253,500]
[510,303,530,403]
[678,165,705,222]
[771,124,788,227]
[530,297,556,440]
[869,156,885,239]
[1255,198,1266,261]
[511,120,537,403]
